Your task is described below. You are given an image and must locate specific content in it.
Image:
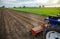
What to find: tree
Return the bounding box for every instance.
[14,7,16,8]
[19,7,21,8]
[2,6,5,8]
[39,6,41,8]
[23,6,25,8]
[42,5,44,8]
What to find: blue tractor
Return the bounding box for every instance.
[44,15,60,39]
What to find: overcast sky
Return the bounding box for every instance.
[0,0,60,7]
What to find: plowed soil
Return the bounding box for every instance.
[0,9,45,39]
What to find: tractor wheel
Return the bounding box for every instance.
[43,29,60,39]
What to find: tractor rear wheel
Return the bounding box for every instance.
[43,29,60,39]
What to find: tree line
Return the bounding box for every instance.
[0,5,45,8]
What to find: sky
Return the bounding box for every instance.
[0,0,60,8]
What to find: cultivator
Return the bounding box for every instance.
[30,14,60,39]
[30,22,48,35]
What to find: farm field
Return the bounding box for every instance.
[0,8,45,39]
[0,7,60,39]
[11,8,60,16]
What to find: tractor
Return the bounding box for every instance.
[30,14,60,39]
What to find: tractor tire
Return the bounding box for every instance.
[43,28,60,39]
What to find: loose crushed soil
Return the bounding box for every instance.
[0,9,46,39]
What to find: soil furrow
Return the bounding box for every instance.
[0,9,45,39]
